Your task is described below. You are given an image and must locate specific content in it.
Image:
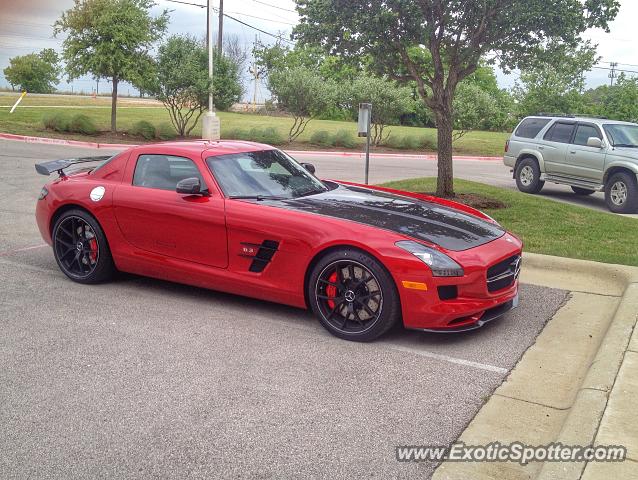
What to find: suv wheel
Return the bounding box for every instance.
[605,172,638,214]
[571,186,595,196]
[515,158,544,194]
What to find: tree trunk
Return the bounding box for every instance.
[435,108,454,197]
[110,76,118,133]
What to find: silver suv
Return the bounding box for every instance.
[504,115,638,213]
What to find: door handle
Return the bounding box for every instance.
[569,150,576,154]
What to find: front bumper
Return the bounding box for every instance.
[396,233,522,331]
[414,293,519,333]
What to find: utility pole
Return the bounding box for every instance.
[217,0,223,54]
[202,0,220,140]
[249,35,264,112]
[609,62,618,86]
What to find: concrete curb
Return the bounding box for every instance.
[434,253,638,480]
[536,281,638,480]
[0,132,502,162]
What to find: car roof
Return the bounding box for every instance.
[523,115,638,127]
[128,140,276,157]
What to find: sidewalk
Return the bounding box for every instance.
[434,253,638,480]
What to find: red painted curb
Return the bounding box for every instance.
[0,132,503,162]
[0,132,136,149]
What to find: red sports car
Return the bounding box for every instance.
[35,141,522,341]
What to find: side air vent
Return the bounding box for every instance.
[240,240,280,273]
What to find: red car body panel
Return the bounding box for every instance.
[35,141,522,331]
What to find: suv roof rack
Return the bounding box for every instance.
[534,113,609,120]
[536,113,575,118]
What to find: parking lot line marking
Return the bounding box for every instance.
[0,243,48,257]
[386,344,508,374]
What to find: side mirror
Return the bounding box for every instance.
[301,162,316,174]
[176,177,202,195]
[587,137,603,148]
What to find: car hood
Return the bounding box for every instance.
[263,183,505,251]
[608,147,638,162]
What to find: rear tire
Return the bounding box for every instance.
[52,209,115,284]
[605,172,638,214]
[571,186,596,196]
[308,248,400,342]
[515,158,544,194]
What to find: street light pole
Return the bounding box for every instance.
[202,0,220,140]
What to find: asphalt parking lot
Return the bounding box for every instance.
[0,141,568,478]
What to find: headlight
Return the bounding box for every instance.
[396,240,464,277]
[38,186,48,200]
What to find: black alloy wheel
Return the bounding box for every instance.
[52,209,115,284]
[309,248,400,341]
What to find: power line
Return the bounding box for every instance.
[249,0,296,13]
[164,0,293,43]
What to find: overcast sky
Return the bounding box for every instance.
[0,0,636,99]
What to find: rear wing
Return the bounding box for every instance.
[35,156,113,177]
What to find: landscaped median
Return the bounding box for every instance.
[382,178,638,266]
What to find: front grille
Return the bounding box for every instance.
[487,254,521,292]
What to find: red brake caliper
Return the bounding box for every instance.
[326,271,338,309]
[88,238,98,262]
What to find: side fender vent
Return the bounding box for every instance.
[240,240,280,273]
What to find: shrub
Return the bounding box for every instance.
[384,134,405,149]
[128,120,156,140]
[419,136,437,150]
[42,112,70,132]
[332,129,357,149]
[402,135,421,150]
[256,127,285,145]
[68,114,98,135]
[156,122,177,140]
[224,127,284,145]
[310,130,333,147]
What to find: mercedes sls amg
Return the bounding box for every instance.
[35,141,522,341]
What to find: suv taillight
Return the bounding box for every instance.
[504,140,509,153]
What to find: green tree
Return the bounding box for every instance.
[585,74,638,122]
[3,49,61,93]
[513,42,597,118]
[296,0,619,196]
[254,41,360,83]
[54,0,168,132]
[349,76,414,146]
[149,35,243,136]
[268,66,335,142]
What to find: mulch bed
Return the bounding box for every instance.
[417,192,508,210]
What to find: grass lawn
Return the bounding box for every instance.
[0,92,509,156]
[381,177,638,267]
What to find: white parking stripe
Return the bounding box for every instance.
[386,344,508,374]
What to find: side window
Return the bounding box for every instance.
[573,124,602,146]
[543,122,575,143]
[133,155,206,191]
[514,118,551,138]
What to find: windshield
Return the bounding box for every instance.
[603,124,638,147]
[206,149,328,199]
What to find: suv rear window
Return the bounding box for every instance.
[543,122,575,143]
[514,118,551,138]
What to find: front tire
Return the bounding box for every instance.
[308,248,400,342]
[515,158,545,194]
[605,172,638,214]
[52,209,115,284]
[571,186,595,196]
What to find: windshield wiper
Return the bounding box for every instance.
[228,194,289,201]
[294,186,328,198]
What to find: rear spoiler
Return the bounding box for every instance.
[35,156,113,176]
